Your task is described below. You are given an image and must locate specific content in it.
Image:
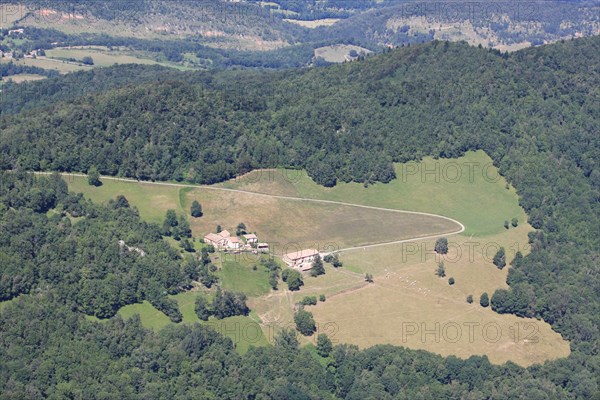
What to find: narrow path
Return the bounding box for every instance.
[39,172,466,252]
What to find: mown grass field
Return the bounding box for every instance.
[45,47,181,69]
[183,188,459,255]
[217,253,273,297]
[67,175,460,254]
[218,151,524,237]
[67,176,183,223]
[3,73,46,83]
[313,44,372,63]
[12,57,92,74]
[61,150,570,365]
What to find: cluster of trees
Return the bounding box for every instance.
[294,308,316,336]
[0,171,197,319]
[0,61,60,79]
[310,254,325,277]
[194,288,249,321]
[261,257,281,290]
[162,209,192,241]
[282,268,304,291]
[324,253,343,268]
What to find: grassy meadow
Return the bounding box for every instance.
[61,150,570,365]
[218,151,524,237]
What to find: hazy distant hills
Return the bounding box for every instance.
[1,0,598,70]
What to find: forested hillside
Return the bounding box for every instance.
[0,175,595,398]
[1,37,599,398]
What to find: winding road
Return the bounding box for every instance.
[37,172,466,253]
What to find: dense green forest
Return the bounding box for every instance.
[1,37,599,398]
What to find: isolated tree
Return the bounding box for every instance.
[294,309,316,336]
[216,225,222,233]
[448,277,455,285]
[319,294,326,302]
[466,294,474,304]
[316,333,333,357]
[87,165,101,186]
[236,222,247,236]
[480,292,490,307]
[114,195,129,209]
[286,270,304,291]
[82,56,94,65]
[511,218,518,227]
[435,261,446,277]
[365,273,374,283]
[434,237,448,254]
[300,296,317,306]
[504,220,510,229]
[194,296,212,321]
[190,200,203,217]
[493,247,506,269]
[310,255,325,277]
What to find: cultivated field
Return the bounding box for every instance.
[11,57,92,74]
[45,47,179,69]
[284,18,341,28]
[217,151,522,237]
[62,150,570,365]
[2,73,46,83]
[314,44,372,63]
[68,176,461,255]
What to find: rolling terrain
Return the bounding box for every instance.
[0,37,598,398]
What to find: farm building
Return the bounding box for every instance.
[227,236,242,250]
[243,233,258,244]
[283,249,320,271]
[204,232,229,248]
[257,243,269,253]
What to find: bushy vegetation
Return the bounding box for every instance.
[282,268,304,291]
[0,171,196,319]
[194,288,249,321]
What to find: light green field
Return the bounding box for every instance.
[3,73,46,83]
[66,176,183,223]
[217,253,273,297]
[218,151,523,237]
[66,175,460,254]
[284,18,341,28]
[59,151,569,365]
[45,47,175,69]
[314,44,372,62]
[12,57,92,73]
